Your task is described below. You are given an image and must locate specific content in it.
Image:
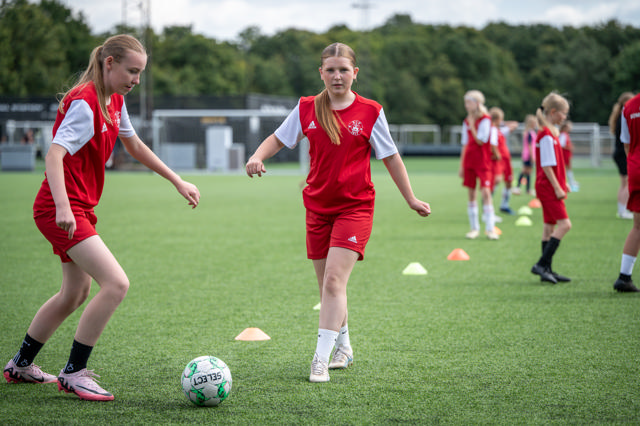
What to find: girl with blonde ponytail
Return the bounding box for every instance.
[459,89,499,240]
[246,42,431,383]
[530,92,572,285]
[5,35,200,401]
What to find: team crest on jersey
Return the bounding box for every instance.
[114,111,121,128]
[348,120,363,136]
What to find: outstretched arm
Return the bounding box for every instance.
[382,153,431,217]
[120,134,200,208]
[246,134,285,177]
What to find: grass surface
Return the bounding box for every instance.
[1,157,639,425]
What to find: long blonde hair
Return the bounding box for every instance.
[608,92,634,134]
[464,90,489,117]
[58,34,146,124]
[536,92,569,138]
[314,43,357,145]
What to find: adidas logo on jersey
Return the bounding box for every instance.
[348,236,358,244]
[308,121,316,129]
[101,123,108,133]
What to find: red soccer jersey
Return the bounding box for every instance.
[34,82,124,213]
[534,126,566,200]
[462,114,492,170]
[276,92,397,215]
[623,94,640,180]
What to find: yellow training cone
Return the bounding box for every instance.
[235,327,271,341]
[515,216,533,226]
[402,262,428,275]
[313,302,321,310]
[447,248,470,261]
[517,206,533,216]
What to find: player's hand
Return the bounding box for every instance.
[410,199,431,217]
[555,187,567,200]
[177,180,200,209]
[246,158,266,178]
[56,206,76,239]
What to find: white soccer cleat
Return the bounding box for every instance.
[4,359,57,384]
[486,230,500,240]
[57,368,114,401]
[309,353,329,383]
[465,229,480,239]
[329,345,353,370]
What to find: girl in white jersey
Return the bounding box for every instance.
[3,35,200,401]
[246,43,431,383]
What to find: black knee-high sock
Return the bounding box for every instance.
[525,175,530,192]
[63,340,93,374]
[13,334,44,367]
[538,237,560,268]
[517,173,524,188]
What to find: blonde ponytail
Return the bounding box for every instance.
[58,34,145,124]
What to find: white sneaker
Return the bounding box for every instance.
[486,231,500,240]
[329,345,353,370]
[494,215,503,223]
[465,229,480,239]
[618,210,634,220]
[309,353,329,383]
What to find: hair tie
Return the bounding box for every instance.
[539,105,545,112]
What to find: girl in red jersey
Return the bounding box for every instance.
[613,92,640,292]
[559,120,579,192]
[3,35,200,400]
[609,92,635,220]
[245,43,431,383]
[459,90,499,240]
[530,92,571,284]
[489,106,518,215]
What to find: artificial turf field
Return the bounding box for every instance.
[0,157,638,425]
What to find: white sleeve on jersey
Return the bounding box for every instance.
[370,108,398,160]
[461,122,468,146]
[476,117,491,143]
[558,132,567,148]
[621,109,630,144]
[52,99,95,155]
[539,135,557,167]
[489,127,498,146]
[119,101,136,138]
[274,102,304,149]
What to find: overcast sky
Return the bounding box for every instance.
[62,0,640,41]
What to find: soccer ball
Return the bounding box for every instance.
[181,356,232,407]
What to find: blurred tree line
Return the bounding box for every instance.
[2,0,640,125]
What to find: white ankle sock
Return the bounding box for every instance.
[336,325,351,349]
[315,329,338,363]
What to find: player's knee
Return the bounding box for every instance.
[104,275,130,303]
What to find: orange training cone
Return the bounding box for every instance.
[528,198,542,208]
[488,226,502,235]
[235,327,271,341]
[447,248,470,261]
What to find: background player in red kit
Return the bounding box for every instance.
[245,42,431,383]
[613,92,640,292]
[489,106,518,216]
[530,92,572,284]
[3,35,200,400]
[459,90,499,240]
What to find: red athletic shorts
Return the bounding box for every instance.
[540,197,569,225]
[463,166,492,190]
[34,208,98,263]
[628,189,640,213]
[306,206,374,261]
